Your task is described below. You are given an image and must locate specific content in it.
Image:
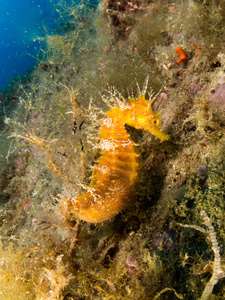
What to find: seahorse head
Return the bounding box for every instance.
[126,95,169,141]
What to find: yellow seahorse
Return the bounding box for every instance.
[67,93,169,223]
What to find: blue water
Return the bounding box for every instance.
[0,0,61,91]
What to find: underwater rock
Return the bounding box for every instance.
[209,84,225,110]
[150,229,177,252]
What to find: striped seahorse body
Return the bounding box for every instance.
[68,94,169,223]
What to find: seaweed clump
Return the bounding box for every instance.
[0,244,71,299]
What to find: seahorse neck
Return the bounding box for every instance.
[102,107,132,140]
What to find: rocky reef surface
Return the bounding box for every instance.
[1,0,225,299]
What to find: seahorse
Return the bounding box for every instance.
[67,91,169,223]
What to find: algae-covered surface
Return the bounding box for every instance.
[1,0,225,299]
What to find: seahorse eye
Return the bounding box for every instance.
[153,118,160,126]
